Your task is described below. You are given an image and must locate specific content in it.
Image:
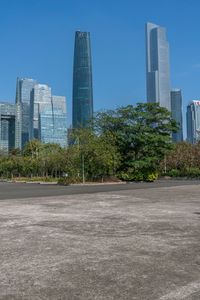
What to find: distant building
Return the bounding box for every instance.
[187,100,200,144]
[51,96,67,147]
[15,101,22,150]
[30,84,52,140]
[145,22,171,111]
[31,84,67,147]
[72,31,93,128]
[171,89,183,142]
[0,102,22,154]
[15,78,37,147]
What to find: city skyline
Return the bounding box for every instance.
[1,1,200,138]
[0,24,191,142]
[0,77,68,152]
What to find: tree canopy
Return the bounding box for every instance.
[93,103,178,180]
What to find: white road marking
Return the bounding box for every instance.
[159,281,200,299]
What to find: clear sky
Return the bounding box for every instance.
[1,0,200,134]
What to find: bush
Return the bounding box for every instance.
[186,167,200,178]
[118,170,158,182]
[14,177,59,182]
[57,177,70,185]
[145,172,159,182]
[167,169,181,177]
[57,176,82,185]
[166,167,200,178]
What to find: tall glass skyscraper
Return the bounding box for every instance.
[72,31,93,128]
[51,96,67,147]
[30,84,52,140]
[31,84,67,147]
[146,23,171,111]
[171,89,183,143]
[187,100,200,144]
[15,78,37,147]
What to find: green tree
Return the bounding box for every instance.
[68,128,120,182]
[23,139,43,158]
[164,142,194,172]
[94,103,178,180]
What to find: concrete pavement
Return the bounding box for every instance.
[0,182,200,299]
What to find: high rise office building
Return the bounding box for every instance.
[171,89,183,142]
[15,78,37,147]
[15,101,22,149]
[0,102,22,153]
[51,96,67,147]
[146,22,171,111]
[72,31,93,128]
[187,100,200,144]
[30,84,52,140]
[31,84,67,147]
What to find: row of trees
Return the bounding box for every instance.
[0,135,119,181]
[0,103,179,182]
[164,142,200,178]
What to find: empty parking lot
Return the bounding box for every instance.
[0,181,200,299]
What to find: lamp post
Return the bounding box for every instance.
[82,154,85,184]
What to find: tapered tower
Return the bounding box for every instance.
[72,31,93,128]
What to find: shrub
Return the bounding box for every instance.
[118,170,158,182]
[186,167,200,178]
[166,167,200,178]
[57,176,82,185]
[167,169,181,177]
[145,172,159,182]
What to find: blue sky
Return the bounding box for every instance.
[1,0,200,133]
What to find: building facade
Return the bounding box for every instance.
[15,78,37,147]
[0,103,21,153]
[30,84,52,140]
[31,84,67,147]
[72,31,93,128]
[146,22,171,111]
[187,100,200,144]
[171,89,183,142]
[15,101,22,149]
[51,96,67,147]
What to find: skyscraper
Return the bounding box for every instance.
[187,100,200,144]
[15,78,37,147]
[31,84,67,147]
[30,84,52,140]
[72,31,93,128]
[0,102,21,153]
[171,89,183,142]
[146,22,171,111]
[15,101,22,150]
[51,96,67,147]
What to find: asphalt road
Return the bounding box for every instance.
[1,181,200,299]
[0,179,200,200]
